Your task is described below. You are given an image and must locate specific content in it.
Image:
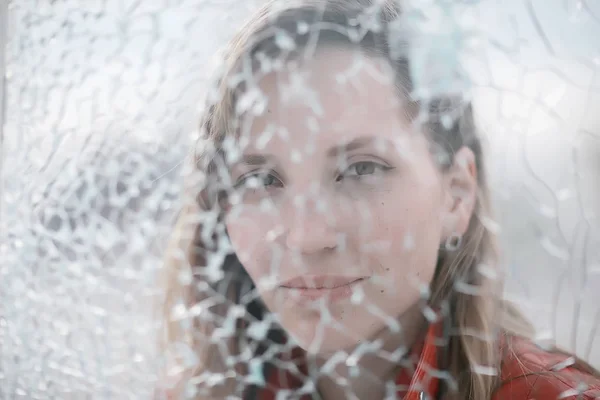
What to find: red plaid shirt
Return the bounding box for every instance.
[158,319,600,399]
[253,321,443,400]
[248,321,600,400]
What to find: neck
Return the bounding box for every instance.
[315,305,427,400]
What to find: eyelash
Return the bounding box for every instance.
[235,161,391,189]
[336,161,392,181]
[235,171,283,189]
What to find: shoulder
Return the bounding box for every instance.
[492,336,600,400]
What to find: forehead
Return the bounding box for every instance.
[240,49,412,150]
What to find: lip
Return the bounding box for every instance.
[279,275,367,303]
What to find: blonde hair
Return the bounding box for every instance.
[157,0,587,398]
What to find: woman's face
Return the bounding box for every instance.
[225,49,475,354]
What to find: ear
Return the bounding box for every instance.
[441,146,478,239]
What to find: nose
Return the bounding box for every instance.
[281,195,338,254]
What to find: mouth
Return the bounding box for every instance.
[279,275,368,302]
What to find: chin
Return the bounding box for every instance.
[285,322,369,355]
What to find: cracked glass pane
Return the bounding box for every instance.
[0,0,599,399]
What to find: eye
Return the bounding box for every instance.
[236,171,283,189]
[259,174,281,187]
[337,161,391,181]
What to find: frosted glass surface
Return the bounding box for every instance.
[0,0,598,398]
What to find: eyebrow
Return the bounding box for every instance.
[326,136,382,157]
[238,154,272,166]
[236,136,384,167]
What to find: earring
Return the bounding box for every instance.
[444,232,462,251]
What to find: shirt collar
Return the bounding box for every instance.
[399,318,442,400]
[257,319,443,400]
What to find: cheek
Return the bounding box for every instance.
[225,209,275,280]
[372,190,444,280]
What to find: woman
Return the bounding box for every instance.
[160,0,600,398]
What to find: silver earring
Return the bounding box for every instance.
[444,232,462,251]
